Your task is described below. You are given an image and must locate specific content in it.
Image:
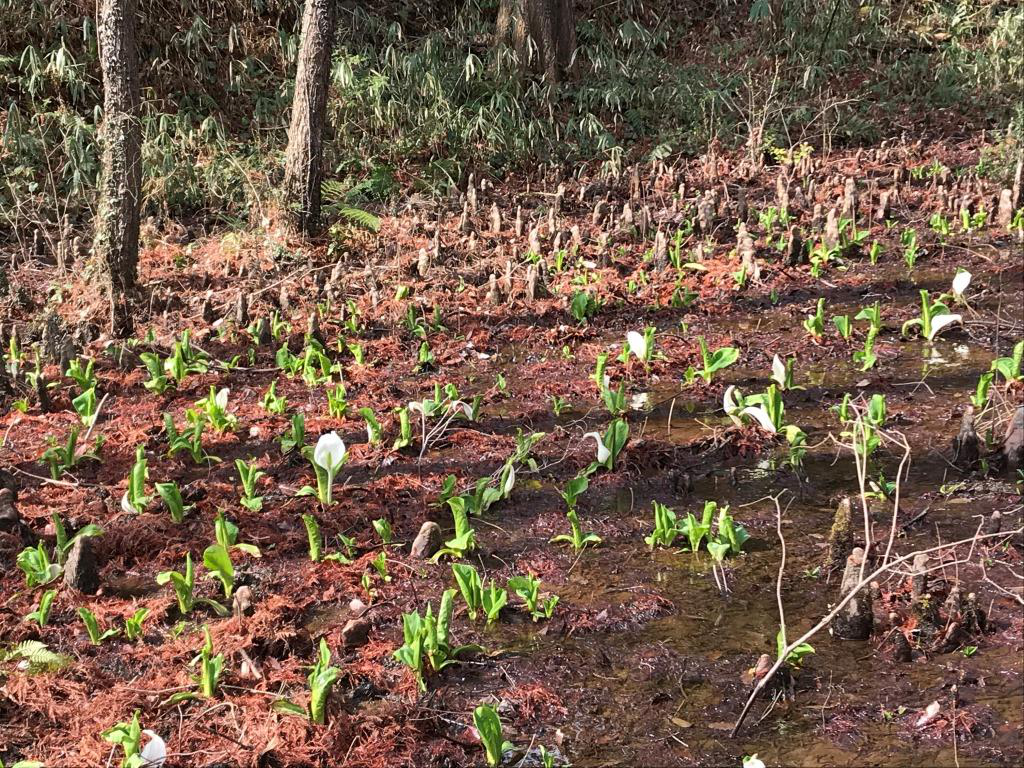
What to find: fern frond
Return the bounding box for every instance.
[336,206,381,233]
[321,179,346,202]
[320,181,381,232]
[4,640,71,671]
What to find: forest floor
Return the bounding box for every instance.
[1,135,1022,768]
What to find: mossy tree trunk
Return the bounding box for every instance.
[283,0,337,236]
[95,0,141,337]
[497,0,576,83]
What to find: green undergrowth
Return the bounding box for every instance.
[1,0,1020,242]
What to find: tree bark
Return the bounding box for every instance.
[95,0,141,337]
[497,0,575,83]
[283,0,337,236]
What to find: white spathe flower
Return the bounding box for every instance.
[626,331,648,361]
[771,354,786,388]
[741,405,778,433]
[724,386,775,432]
[313,431,347,472]
[723,385,742,416]
[916,700,942,728]
[140,730,167,767]
[951,269,971,299]
[742,755,766,768]
[214,387,230,410]
[451,399,474,419]
[502,464,516,496]
[583,432,611,464]
[926,313,962,341]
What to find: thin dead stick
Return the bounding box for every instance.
[417,402,467,462]
[821,414,908,580]
[79,391,109,450]
[710,561,724,593]
[10,466,85,488]
[851,418,872,582]
[772,494,791,651]
[981,561,1024,606]
[952,684,960,768]
[879,429,911,568]
[729,526,1023,738]
[0,416,21,448]
[994,559,1024,581]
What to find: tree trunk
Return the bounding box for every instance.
[95,0,141,337]
[497,0,575,83]
[283,0,337,236]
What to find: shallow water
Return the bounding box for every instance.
[486,456,1021,767]
[460,261,1023,767]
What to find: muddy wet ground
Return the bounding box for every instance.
[1,142,1022,767]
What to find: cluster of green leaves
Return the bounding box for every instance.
[101,710,147,768]
[262,380,287,414]
[273,638,342,724]
[195,387,237,433]
[166,626,224,703]
[685,337,739,385]
[122,446,151,513]
[140,332,208,393]
[279,412,306,455]
[278,338,340,387]
[646,500,750,563]
[199,511,261,600]
[452,564,507,625]
[776,627,815,669]
[40,426,102,479]
[473,704,514,768]
[551,475,600,553]
[23,589,57,627]
[803,298,825,339]
[235,458,264,511]
[585,418,629,473]
[71,385,99,427]
[836,392,888,475]
[393,589,479,691]
[156,480,193,523]
[164,409,219,464]
[853,302,883,371]
[990,340,1023,383]
[432,497,477,561]
[301,513,355,564]
[570,291,601,324]
[78,606,119,645]
[724,384,788,433]
[157,553,196,614]
[507,573,559,621]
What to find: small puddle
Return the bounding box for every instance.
[103,575,161,598]
[302,602,358,635]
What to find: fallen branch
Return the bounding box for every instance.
[730,526,1023,738]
